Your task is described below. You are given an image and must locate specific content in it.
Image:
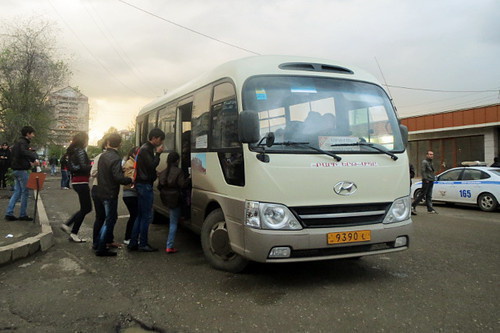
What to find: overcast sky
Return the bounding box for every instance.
[1,0,499,144]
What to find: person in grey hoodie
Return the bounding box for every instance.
[412,151,438,215]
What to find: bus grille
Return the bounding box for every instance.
[290,203,391,228]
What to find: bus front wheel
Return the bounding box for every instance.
[201,208,248,273]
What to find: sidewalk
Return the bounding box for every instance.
[0,176,54,265]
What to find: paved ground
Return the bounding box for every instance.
[0,176,498,332]
[0,188,40,247]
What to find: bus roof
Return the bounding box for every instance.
[138,55,381,116]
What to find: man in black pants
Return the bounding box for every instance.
[412,151,438,215]
[94,133,132,256]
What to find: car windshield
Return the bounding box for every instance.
[242,76,404,153]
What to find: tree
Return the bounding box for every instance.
[96,126,136,158]
[0,18,70,145]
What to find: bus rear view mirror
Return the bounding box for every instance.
[239,111,260,144]
[400,124,408,147]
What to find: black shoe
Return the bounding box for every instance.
[5,215,18,221]
[127,244,139,251]
[96,250,117,257]
[138,245,158,252]
[18,216,33,221]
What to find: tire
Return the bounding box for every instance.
[413,189,424,204]
[201,208,248,273]
[477,193,498,212]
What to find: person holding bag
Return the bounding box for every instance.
[122,146,139,245]
[60,132,92,242]
[158,152,190,254]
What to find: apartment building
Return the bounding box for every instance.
[49,87,89,146]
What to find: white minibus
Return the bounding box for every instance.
[136,55,412,272]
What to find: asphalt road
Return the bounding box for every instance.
[0,177,499,332]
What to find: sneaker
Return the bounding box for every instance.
[60,224,71,234]
[123,239,130,245]
[69,233,86,243]
[96,250,117,257]
[411,207,417,216]
[166,248,178,254]
[18,216,33,221]
[106,242,122,249]
[5,215,18,221]
[428,210,438,214]
[138,244,158,252]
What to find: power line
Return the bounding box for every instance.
[384,84,499,93]
[83,0,157,96]
[117,0,260,55]
[398,91,494,108]
[47,0,144,96]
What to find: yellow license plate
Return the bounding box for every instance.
[327,230,371,245]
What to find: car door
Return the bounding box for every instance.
[434,168,464,203]
[459,168,487,204]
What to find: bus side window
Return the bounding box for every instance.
[211,82,244,186]
[158,104,176,151]
[191,87,211,151]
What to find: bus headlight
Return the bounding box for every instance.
[245,201,302,230]
[383,196,411,224]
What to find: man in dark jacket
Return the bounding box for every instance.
[94,133,132,256]
[5,126,39,221]
[128,128,165,252]
[411,150,438,215]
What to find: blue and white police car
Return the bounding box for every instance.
[411,166,500,212]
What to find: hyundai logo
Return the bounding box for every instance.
[333,181,357,196]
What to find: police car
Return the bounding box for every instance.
[411,166,500,212]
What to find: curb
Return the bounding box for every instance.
[0,191,54,265]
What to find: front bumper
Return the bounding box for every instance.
[240,219,412,263]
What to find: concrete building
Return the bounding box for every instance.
[400,103,500,177]
[48,87,89,146]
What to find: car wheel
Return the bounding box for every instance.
[477,193,498,212]
[201,208,248,273]
[413,189,424,204]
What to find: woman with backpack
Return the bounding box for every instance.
[60,132,92,243]
[158,152,190,253]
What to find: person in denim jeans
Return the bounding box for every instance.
[5,126,39,221]
[94,134,132,257]
[158,152,190,253]
[128,128,165,252]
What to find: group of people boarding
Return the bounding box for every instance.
[60,128,189,257]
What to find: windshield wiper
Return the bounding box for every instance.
[274,141,342,161]
[330,142,398,161]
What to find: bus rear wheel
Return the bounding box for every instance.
[201,208,248,273]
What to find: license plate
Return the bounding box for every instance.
[327,230,371,245]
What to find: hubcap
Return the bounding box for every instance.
[209,222,233,258]
[481,196,493,209]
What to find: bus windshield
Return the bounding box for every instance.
[242,76,404,153]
